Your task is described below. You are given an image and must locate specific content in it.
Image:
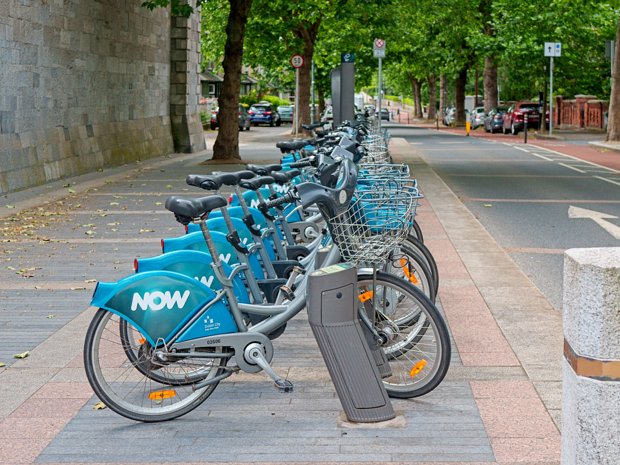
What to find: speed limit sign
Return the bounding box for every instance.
[290,54,304,68]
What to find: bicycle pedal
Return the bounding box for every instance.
[275,379,294,393]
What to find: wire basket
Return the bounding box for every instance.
[328,190,417,265]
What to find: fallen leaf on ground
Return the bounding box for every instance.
[5,205,15,209]
[139,229,154,233]
[85,230,96,236]
[93,402,107,410]
[68,189,76,194]
[71,287,86,291]
[0,362,5,367]
[47,314,55,319]
[13,351,29,359]
[109,202,119,206]
[483,204,493,207]
[84,279,97,283]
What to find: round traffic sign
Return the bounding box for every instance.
[374,38,385,49]
[291,54,304,68]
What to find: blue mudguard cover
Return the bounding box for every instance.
[162,231,265,279]
[90,271,237,346]
[135,250,250,304]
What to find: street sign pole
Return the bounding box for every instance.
[290,54,304,137]
[378,57,382,131]
[295,67,300,136]
[373,39,386,131]
[549,56,554,136]
[544,42,561,136]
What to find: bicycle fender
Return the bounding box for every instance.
[90,271,236,346]
[135,250,250,304]
[162,231,265,280]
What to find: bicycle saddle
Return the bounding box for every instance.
[165,195,227,223]
[302,122,325,130]
[186,174,221,190]
[246,163,282,176]
[276,140,309,152]
[214,170,256,186]
[239,176,275,191]
[270,170,300,185]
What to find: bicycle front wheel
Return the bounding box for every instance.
[357,272,450,399]
[84,309,227,422]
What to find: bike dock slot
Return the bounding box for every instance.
[306,262,396,423]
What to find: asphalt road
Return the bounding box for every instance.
[390,125,620,311]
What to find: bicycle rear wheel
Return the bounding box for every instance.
[84,309,228,422]
[357,272,450,399]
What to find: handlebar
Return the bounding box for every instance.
[262,191,298,210]
[289,157,316,169]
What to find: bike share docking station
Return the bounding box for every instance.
[307,262,395,423]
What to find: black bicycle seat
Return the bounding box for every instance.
[270,170,301,185]
[302,122,325,130]
[275,140,309,152]
[186,174,221,190]
[247,163,282,176]
[165,195,227,220]
[239,176,275,191]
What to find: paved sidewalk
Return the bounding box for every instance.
[0,130,561,464]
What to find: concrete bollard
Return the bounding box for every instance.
[562,247,620,465]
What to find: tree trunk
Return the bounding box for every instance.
[439,74,447,120]
[455,68,467,125]
[607,18,620,141]
[212,0,252,160]
[295,20,321,135]
[427,75,437,120]
[409,76,423,118]
[483,56,498,113]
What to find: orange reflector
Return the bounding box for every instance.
[148,389,177,401]
[358,290,374,302]
[409,360,427,378]
[138,337,146,345]
[400,258,419,285]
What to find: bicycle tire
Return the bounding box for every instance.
[404,234,439,295]
[384,244,436,303]
[357,272,450,399]
[84,309,227,422]
[118,319,220,386]
[411,219,424,243]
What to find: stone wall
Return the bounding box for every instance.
[0,0,198,194]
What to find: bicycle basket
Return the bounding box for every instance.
[328,190,416,265]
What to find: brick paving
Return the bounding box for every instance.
[0,129,569,464]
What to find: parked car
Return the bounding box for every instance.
[502,101,541,135]
[483,107,508,133]
[471,107,486,129]
[209,105,251,131]
[320,106,333,122]
[379,108,390,121]
[248,102,281,127]
[278,105,294,124]
[443,107,469,126]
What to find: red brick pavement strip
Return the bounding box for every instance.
[0,383,91,464]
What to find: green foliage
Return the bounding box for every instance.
[239,92,290,107]
[141,0,208,17]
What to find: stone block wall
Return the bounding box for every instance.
[0,0,184,194]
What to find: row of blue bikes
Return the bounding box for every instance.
[83,118,451,422]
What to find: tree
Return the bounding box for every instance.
[211,0,253,161]
[607,17,620,141]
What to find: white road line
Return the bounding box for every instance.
[595,176,620,187]
[513,146,531,153]
[530,152,553,161]
[529,144,620,174]
[559,163,586,173]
